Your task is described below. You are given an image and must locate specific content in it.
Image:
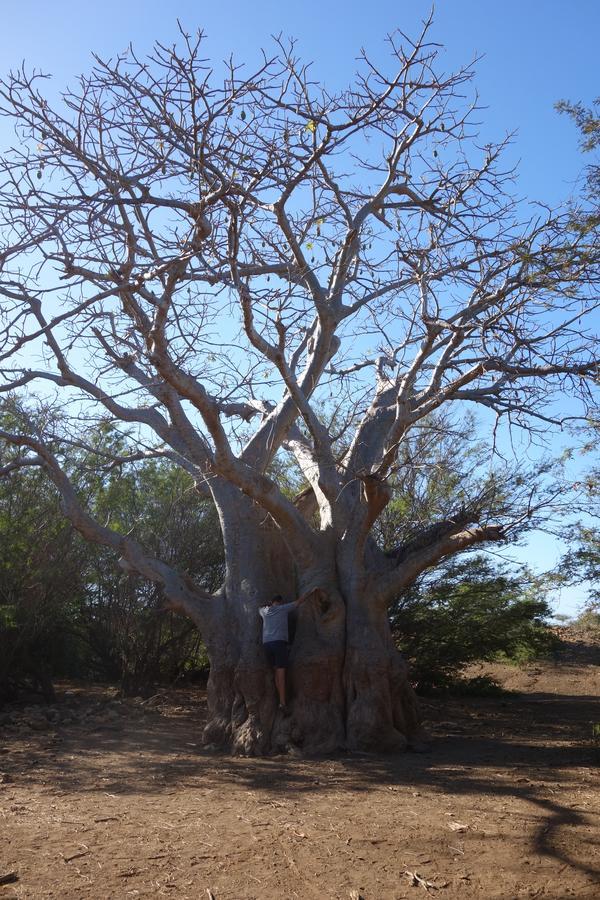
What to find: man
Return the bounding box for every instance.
[259,590,315,713]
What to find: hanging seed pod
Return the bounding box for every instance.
[36,169,42,180]
[316,226,321,237]
[161,164,167,175]
[240,109,247,121]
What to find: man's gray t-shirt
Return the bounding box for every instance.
[259,602,296,643]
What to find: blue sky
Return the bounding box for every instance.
[1,0,597,202]
[1,1,598,615]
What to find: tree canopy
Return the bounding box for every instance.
[0,21,598,753]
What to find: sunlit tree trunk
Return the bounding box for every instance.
[190,482,423,756]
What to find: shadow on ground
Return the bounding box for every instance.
[3,673,599,884]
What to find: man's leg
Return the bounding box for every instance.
[274,667,286,706]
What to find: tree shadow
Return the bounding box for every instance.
[3,687,599,881]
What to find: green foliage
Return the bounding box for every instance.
[559,426,600,609]
[391,556,556,691]
[556,97,600,234]
[564,527,600,605]
[75,454,223,692]
[0,426,224,701]
[372,411,563,563]
[0,467,90,701]
[368,410,563,692]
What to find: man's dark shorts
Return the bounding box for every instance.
[263,640,289,669]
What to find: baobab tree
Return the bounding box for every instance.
[0,20,598,754]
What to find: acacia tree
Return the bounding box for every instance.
[557,95,600,234]
[0,20,598,754]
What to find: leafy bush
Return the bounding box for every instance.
[0,469,89,702]
[391,556,557,691]
[0,432,224,701]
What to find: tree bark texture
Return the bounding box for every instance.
[192,487,422,756]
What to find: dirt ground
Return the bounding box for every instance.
[1,630,599,900]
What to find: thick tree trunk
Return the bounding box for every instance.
[282,578,346,754]
[198,483,289,755]
[199,584,350,755]
[344,599,423,752]
[203,592,349,755]
[190,487,423,756]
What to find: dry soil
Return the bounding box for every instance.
[1,629,599,899]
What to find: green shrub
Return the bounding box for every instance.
[0,435,224,701]
[391,556,555,691]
